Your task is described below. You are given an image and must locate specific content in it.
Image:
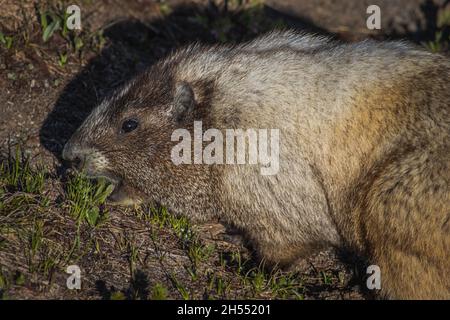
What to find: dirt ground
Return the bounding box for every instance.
[0,0,449,300]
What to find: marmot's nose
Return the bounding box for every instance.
[62,141,85,170]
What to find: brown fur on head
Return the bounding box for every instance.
[62,57,219,222]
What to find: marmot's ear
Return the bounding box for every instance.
[172,82,195,121]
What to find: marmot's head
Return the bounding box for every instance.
[62,59,216,220]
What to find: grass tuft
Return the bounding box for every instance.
[65,174,113,227]
[150,282,168,300]
[0,147,45,195]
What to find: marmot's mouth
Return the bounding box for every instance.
[97,174,124,201]
[107,182,124,202]
[106,180,142,205]
[81,170,140,206]
[80,170,122,200]
[78,167,119,184]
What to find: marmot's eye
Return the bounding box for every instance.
[121,119,139,133]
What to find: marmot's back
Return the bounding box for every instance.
[169,33,450,299]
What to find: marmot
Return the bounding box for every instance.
[62,30,450,299]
